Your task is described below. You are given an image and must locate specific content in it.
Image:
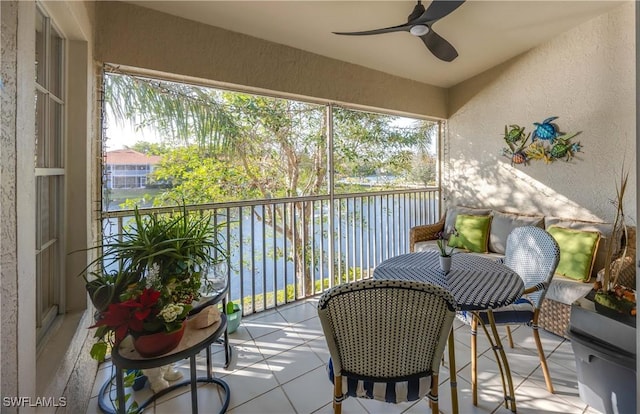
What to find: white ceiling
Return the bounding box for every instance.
[128,1,626,88]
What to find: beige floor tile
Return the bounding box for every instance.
[228,386,295,414]
[228,324,253,343]
[547,339,579,372]
[154,382,224,414]
[278,301,319,324]
[282,365,334,414]
[307,336,330,362]
[266,344,324,385]
[253,326,304,358]
[87,301,593,414]
[222,363,280,410]
[244,311,289,340]
[85,396,100,414]
[494,378,585,414]
[458,353,527,393]
[357,396,418,414]
[313,399,368,414]
[289,314,324,342]
[90,364,116,399]
[436,375,502,414]
[212,339,266,375]
[526,365,588,412]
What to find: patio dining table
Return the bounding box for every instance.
[373,250,524,413]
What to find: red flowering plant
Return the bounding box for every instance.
[84,203,226,362]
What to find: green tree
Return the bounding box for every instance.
[127,141,167,156]
[104,69,436,297]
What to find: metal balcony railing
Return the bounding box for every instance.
[101,188,441,316]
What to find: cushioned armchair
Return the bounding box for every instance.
[317,279,456,414]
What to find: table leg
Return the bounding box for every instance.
[471,316,478,406]
[190,356,198,414]
[447,329,459,414]
[115,367,126,414]
[486,310,517,413]
[206,343,213,381]
[222,297,231,368]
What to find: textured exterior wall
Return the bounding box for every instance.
[447,2,635,223]
[1,1,98,410]
[94,1,447,119]
[1,0,20,401]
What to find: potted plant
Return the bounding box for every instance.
[435,228,458,273]
[82,203,227,361]
[593,169,636,315]
[225,300,242,334]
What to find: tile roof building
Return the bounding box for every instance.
[105,149,161,188]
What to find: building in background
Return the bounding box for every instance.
[105,148,161,189]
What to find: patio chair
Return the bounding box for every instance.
[317,279,456,414]
[459,225,561,402]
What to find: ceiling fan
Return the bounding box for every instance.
[333,0,465,62]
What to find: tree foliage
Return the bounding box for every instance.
[103,69,438,296]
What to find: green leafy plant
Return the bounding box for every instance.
[226,301,238,315]
[80,202,227,361]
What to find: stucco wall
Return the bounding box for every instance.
[1,0,21,401]
[447,2,636,224]
[1,1,98,410]
[94,1,447,119]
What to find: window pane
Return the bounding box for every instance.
[49,99,63,167]
[49,27,63,98]
[35,9,46,86]
[36,91,47,167]
[36,245,58,328]
[332,107,438,194]
[36,176,51,249]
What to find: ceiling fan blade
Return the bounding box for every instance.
[420,29,458,62]
[333,23,411,36]
[417,0,465,23]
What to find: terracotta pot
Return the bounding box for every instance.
[133,321,186,358]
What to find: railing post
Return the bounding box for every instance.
[327,104,335,289]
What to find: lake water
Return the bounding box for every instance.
[103,193,439,306]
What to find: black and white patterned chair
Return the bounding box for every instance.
[317,279,456,414]
[459,225,560,400]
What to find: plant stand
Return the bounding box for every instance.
[109,316,229,414]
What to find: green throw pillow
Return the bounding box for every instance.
[547,226,601,282]
[448,214,492,253]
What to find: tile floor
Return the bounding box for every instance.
[86,298,600,414]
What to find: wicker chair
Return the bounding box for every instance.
[317,279,456,414]
[458,226,560,402]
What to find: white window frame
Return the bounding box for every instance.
[34,3,66,344]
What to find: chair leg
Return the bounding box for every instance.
[429,373,439,414]
[334,376,342,414]
[533,325,554,393]
[506,326,514,348]
[471,317,478,405]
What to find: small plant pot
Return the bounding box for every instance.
[133,321,186,358]
[439,256,452,274]
[226,304,242,334]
